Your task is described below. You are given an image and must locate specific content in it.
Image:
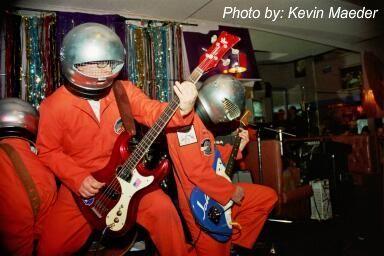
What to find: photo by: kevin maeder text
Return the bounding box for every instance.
[222,6,379,20]
[288,6,379,19]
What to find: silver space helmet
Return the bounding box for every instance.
[0,98,38,143]
[60,23,125,99]
[196,74,245,126]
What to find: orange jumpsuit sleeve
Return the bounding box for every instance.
[177,143,236,205]
[122,81,194,128]
[37,100,89,194]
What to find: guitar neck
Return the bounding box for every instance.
[119,67,204,179]
[188,67,204,84]
[224,134,242,178]
[224,109,250,178]
[116,30,241,180]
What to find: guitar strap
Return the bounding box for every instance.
[112,80,136,135]
[0,143,41,220]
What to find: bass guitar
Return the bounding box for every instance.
[73,32,241,236]
[189,110,251,242]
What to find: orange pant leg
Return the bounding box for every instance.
[231,183,278,248]
[38,187,195,256]
[188,228,231,256]
[177,195,230,256]
[37,187,92,255]
[136,189,196,256]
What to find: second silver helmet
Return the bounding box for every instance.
[0,98,38,142]
[60,23,125,99]
[196,74,245,125]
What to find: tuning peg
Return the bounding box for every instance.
[222,58,230,66]
[211,34,217,43]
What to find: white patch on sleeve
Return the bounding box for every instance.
[177,125,198,146]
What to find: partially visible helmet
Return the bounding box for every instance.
[196,74,245,125]
[0,98,38,142]
[60,23,125,99]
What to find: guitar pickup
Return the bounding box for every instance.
[208,206,223,224]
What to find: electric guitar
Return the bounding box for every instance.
[73,32,241,236]
[189,110,251,242]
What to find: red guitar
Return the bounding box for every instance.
[73,32,241,236]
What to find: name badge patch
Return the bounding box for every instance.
[177,125,198,146]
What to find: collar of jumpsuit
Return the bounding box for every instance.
[67,87,117,125]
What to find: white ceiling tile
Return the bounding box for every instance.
[14,0,210,20]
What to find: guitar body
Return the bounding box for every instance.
[189,111,251,242]
[73,131,170,236]
[190,187,233,242]
[189,150,233,242]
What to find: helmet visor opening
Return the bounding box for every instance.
[74,60,124,79]
[222,98,241,121]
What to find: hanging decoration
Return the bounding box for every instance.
[125,22,183,102]
[24,16,47,107]
[1,10,57,108]
[126,25,146,90]
[5,12,22,98]
[147,25,169,101]
[172,25,184,96]
[41,14,58,96]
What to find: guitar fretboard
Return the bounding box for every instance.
[188,68,204,84]
[225,135,241,178]
[118,68,204,181]
[114,31,239,181]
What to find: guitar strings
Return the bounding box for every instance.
[94,99,179,211]
[93,45,224,213]
[97,46,219,204]
[99,54,210,200]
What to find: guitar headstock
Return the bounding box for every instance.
[240,110,251,127]
[197,32,241,73]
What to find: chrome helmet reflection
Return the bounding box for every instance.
[60,22,125,99]
[0,98,38,142]
[196,74,245,125]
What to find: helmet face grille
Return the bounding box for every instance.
[222,98,241,121]
[74,60,123,78]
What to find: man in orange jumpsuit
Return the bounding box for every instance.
[0,98,57,255]
[166,75,278,255]
[36,23,197,255]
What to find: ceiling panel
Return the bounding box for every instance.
[250,30,334,63]
[13,0,209,20]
